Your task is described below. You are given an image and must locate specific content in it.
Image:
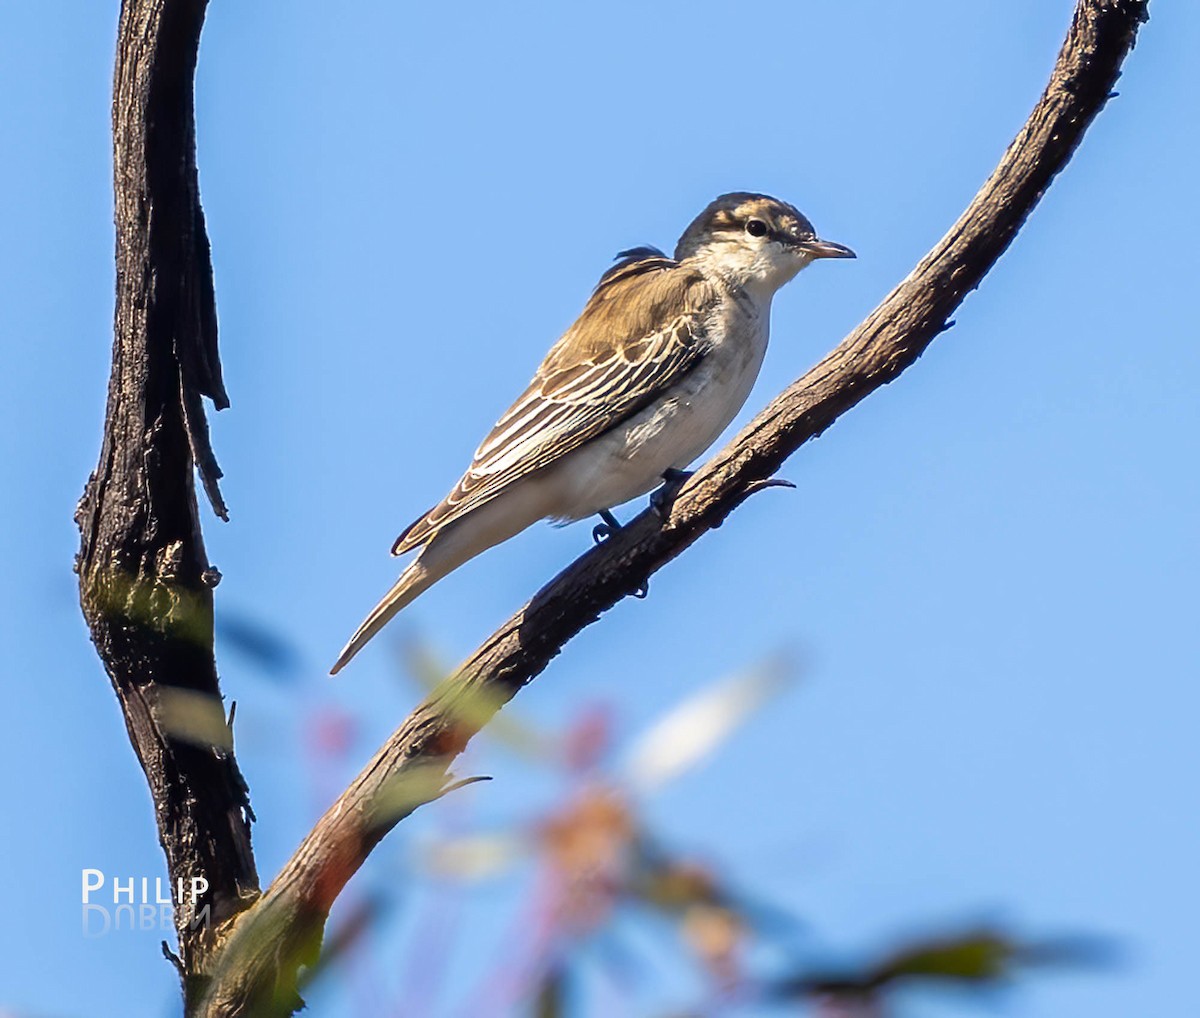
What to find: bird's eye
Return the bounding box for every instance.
[745,219,768,238]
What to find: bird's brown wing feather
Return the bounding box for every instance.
[392,257,717,555]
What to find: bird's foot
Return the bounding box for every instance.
[650,468,694,516]
[593,509,624,545]
[592,509,647,595]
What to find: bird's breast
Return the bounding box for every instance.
[661,299,769,456]
[543,297,771,521]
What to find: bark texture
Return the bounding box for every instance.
[193,2,1149,1015]
[76,0,258,1006]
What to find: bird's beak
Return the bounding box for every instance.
[799,238,856,259]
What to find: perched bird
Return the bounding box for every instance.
[331,193,853,674]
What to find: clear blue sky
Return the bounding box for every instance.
[2,1,1197,1016]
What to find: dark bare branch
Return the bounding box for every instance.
[196,2,1148,1014]
[76,0,258,1005]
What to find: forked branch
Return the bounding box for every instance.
[195,1,1148,1014]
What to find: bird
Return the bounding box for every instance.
[331,192,854,674]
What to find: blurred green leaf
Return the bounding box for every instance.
[370,764,488,827]
[155,687,231,751]
[770,925,1117,1003]
[877,930,1016,983]
[402,639,557,761]
[298,893,389,991]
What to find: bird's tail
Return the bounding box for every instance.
[330,557,435,675]
[331,481,553,675]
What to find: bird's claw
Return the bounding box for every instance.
[593,509,623,545]
[651,468,694,516]
[632,580,649,599]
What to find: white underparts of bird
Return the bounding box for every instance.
[330,192,854,674]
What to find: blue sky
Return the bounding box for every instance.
[2,1,1197,1016]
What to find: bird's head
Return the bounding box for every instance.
[674,192,854,298]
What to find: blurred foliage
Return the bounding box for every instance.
[155,686,232,751]
[211,617,1112,1017]
[216,609,304,681]
[769,927,1114,1016]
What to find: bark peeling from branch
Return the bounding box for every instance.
[77,0,258,1005]
[197,2,1148,1014]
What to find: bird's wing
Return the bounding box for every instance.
[392,254,717,555]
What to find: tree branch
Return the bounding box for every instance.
[76,0,258,1006]
[195,1,1148,1013]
